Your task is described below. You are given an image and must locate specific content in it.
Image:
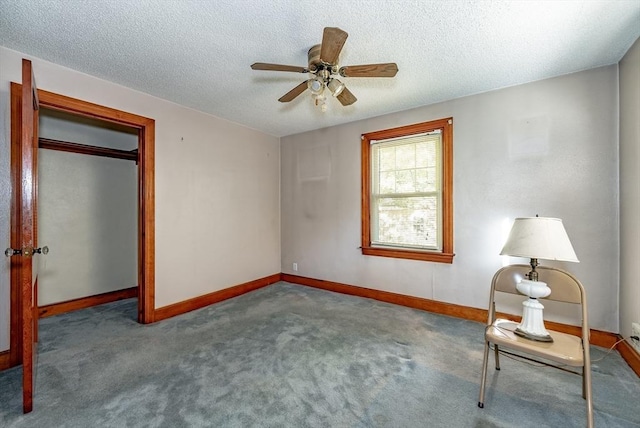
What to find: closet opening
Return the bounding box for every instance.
[36,108,139,319]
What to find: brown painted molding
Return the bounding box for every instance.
[2,272,636,378]
[282,272,485,321]
[616,338,640,377]
[154,274,282,322]
[38,287,138,318]
[9,83,23,369]
[281,273,620,349]
[0,351,9,371]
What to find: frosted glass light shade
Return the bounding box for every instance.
[500,217,579,262]
[327,79,345,97]
[308,78,324,95]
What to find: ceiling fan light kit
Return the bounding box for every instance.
[327,79,345,97]
[308,78,324,94]
[251,27,398,111]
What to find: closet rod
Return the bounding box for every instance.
[39,137,138,162]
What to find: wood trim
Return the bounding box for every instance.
[0,351,9,371]
[36,88,153,128]
[361,133,371,250]
[38,287,138,318]
[361,247,455,263]
[154,274,282,322]
[441,118,454,257]
[10,83,23,368]
[282,273,485,321]
[616,338,640,377]
[281,273,619,349]
[21,59,37,413]
[3,273,636,377]
[360,117,454,264]
[39,138,138,161]
[138,118,155,324]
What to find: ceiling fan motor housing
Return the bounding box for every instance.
[308,44,321,71]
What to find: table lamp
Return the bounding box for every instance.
[500,216,579,342]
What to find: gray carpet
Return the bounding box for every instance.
[0,281,638,427]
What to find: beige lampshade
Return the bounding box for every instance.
[500,217,579,262]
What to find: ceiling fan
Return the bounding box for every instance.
[251,27,398,111]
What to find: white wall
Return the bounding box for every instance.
[281,65,620,332]
[38,112,138,306]
[619,37,640,339]
[0,46,281,351]
[38,151,138,305]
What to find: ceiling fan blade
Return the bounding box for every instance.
[339,63,399,78]
[320,27,348,65]
[251,63,308,73]
[336,86,357,106]
[278,81,309,102]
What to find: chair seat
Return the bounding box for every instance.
[486,319,584,367]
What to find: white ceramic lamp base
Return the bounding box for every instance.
[515,279,553,342]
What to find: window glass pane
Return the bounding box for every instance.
[415,168,429,192]
[373,135,441,195]
[379,171,396,194]
[395,144,415,169]
[417,141,438,167]
[415,142,430,168]
[395,169,415,193]
[373,196,439,249]
[426,167,437,191]
[379,147,395,172]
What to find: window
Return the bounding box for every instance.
[361,118,454,263]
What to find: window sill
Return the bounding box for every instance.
[361,246,455,264]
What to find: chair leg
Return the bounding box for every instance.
[478,340,491,408]
[584,365,594,428]
[494,343,500,370]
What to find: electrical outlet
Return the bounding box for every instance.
[631,323,640,353]
[293,262,298,272]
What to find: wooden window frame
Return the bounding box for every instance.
[361,117,454,264]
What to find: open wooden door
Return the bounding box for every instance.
[6,58,42,413]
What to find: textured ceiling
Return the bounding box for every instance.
[1,0,639,137]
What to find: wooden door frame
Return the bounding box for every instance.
[9,83,156,367]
